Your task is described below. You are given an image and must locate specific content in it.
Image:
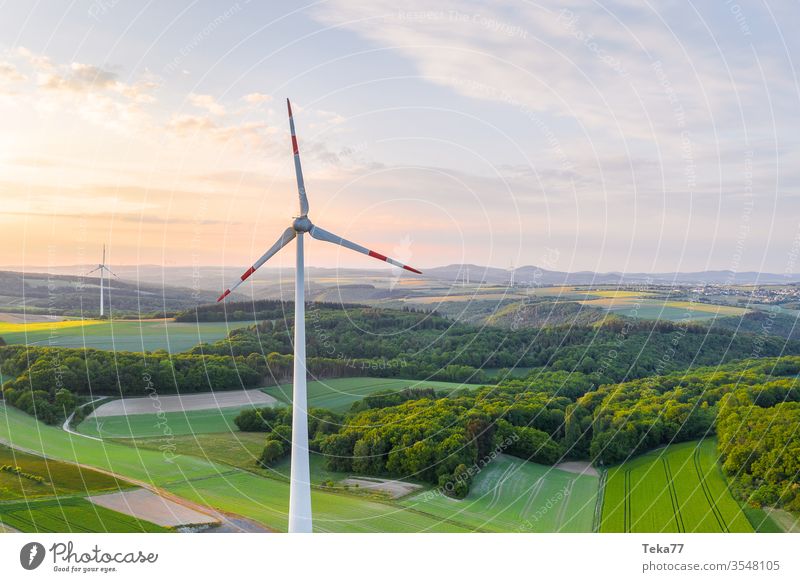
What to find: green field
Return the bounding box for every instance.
[600,440,766,532]
[0,445,130,500]
[0,403,469,532]
[265,377,479,412]
[132,432,374,487]
[402,454,599,532]
[165,471,466,533]
[0,497,168,533]
[0,319,255,352]
[77,406,255,439]
[581,297,749,321]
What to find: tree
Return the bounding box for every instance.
[259,439,286,467]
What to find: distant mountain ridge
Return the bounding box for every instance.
[3,263,799,287]
[425,264,800,286]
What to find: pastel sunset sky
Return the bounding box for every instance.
[1,1,799,273]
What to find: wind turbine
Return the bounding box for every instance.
[85,245,118,317]
[216,99,422,533]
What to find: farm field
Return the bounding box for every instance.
[0,403,470,532]
[77,406,256,439]
[265,377,479,412]
[0,497,169,533]
[0,444,130,500]
[90,388,276,417]
[581,296,749,321]
[0,403,225,484]
[402,454,599,532]
[0,319,256,352]
[600,439,768,533]
[164,470,468,533]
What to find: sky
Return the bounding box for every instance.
[1,0,799,275]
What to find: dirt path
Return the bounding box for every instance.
[340,477,422,499]
[62,397,105,441]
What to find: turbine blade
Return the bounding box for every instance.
[287,99,310,216]
[217,227,297,302]
[85,267,100,275]
[309,225,421,274]
[104,267,120,278]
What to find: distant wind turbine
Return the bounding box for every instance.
[85,245,118,317]
[216,99,422,533]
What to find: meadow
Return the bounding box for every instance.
[264,377,477,412]
[0,497,169,533]
[579,297,749,321]
[600,440,773,533]
[0,444,129,500]
[402,454,599,532]
[77,406,254,439]
[0,403,469,532]
[0,318,256,352]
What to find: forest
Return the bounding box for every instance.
[0,344,261,424]
[186,302,798,385]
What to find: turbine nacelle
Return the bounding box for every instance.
[292,216,313,232]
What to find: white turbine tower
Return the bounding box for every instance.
[85,245,118,317]
[216,99,422,533]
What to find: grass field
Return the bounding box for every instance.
[0,445,130,500]
[265,377,478,412]
[0,497,169,533]
[600,440,770,532]
[77,406,254,439]
[132,432,369,487]
[164,471,467,533]
[402,454,599,532]
[0,319,256,352]
[0,403,470,532]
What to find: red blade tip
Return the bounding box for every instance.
[287,98,292,117]
[405,266,422,274]
[217,289,231,302]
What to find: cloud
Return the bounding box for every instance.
[0,62,27,82]
[243,92,273,105]
[189,93,226,116]
[167,114,217,133]
[16,47,53,72]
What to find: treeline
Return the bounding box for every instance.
[0,345,261,424]
[175,299,368,322]
[234,407,342,466]
[232,357,800,500]
[318,382,567,496]
[709,310,800,341]
[718,384,800,511]
[563,356,800,465]
[190,306,799,386]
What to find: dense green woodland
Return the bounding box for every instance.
[718,384,800,511]
[235,357,800,508]
[186,302,797,385]
[0,345,260,424]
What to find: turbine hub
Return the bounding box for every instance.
[292,216,313,232]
